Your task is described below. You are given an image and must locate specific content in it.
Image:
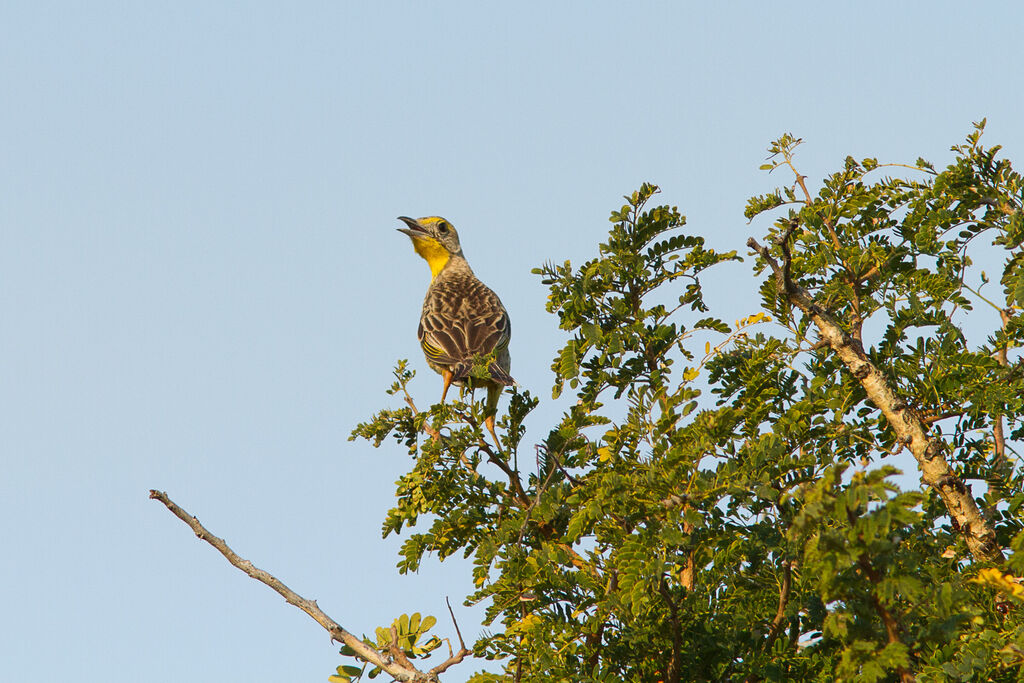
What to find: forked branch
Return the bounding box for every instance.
[149,490,471,682]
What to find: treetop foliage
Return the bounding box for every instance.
[350,122,1024,682]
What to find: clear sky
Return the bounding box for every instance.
[2,3,1022,682]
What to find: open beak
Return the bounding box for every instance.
[397,216,426,237]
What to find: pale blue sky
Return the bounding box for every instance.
[2,3,1022,682]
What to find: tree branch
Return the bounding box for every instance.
[149,490,468,682]
[858,555,916,683]
[764,559,792,648]
[389,625,416,671]
[983,308,1015,524]
[658,579,683,683]
[428,598,471,677]
[993,309,1012,468]
[402,393,441,441]
[746,238,1003,563]
[474,438,530,507]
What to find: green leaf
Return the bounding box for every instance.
[329,664,363,682]
[1011,268,1024,308]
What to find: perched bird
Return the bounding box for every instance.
[397,216,514,444]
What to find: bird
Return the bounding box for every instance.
[397,215,514,445]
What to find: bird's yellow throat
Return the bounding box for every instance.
[411,236,451,279]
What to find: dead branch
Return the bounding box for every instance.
[428,598,470,677]
[149,490,470,682]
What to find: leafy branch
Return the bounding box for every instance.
[746,230,1002,562]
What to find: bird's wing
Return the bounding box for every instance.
[419,277,510,375]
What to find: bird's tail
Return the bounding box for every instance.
[451,360,516,387]
[486,362,515,386]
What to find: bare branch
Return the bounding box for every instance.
[427,598,472,677]
[746,238,1003,563]
[445,597,466,652]
[149,490,462,682]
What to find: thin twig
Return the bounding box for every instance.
[541,445,582,486]
[403,393,441,441]
[516,450,562,545]
[993,309,1012,464]
[779,149,843,255]
[473,435,530,507]
[426,599,471,678]
[445,598,466,651]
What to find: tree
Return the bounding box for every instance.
[155,123,1024,682]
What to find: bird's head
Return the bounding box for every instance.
[397,216,463,278]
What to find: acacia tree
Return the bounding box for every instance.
[155,123,1024,682]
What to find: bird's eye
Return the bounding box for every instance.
[437,221,449,233]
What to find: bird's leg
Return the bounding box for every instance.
[440,369,454,404]
[485,414,500,448]
[484,384,501,447]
